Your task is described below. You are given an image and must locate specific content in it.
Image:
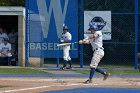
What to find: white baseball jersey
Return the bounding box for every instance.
[61,32,72,61]
[88,31,104,68]
[0,33,9,44]
[89,31,104,51]
[0,43,12,57]
[61,32,72,42]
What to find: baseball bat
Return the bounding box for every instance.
[57,42,78,47]
[0,52,8,56]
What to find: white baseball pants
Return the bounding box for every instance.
[63,45,71,61]
[90,48,104,68]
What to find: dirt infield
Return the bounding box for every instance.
[0,76,140,93]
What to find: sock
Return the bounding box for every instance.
[68,60,72,67]
[63,60,67,67]
[95,68,106,75]
[89,68,95,80]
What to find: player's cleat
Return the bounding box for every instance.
[103,73,110,81]
[83,79,92,84]
[60,67,66,70]
[66,67,72,69]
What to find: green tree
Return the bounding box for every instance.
[0,0,25,6]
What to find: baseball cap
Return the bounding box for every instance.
[3,38,9,41]
[63,26,68,30]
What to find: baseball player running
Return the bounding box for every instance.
[60,25,72,70]
[79,22,110,84]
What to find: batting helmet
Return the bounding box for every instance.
[88,22,98,31]
[3,38,9,42]
[63,25,68,30]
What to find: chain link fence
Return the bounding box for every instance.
[83,0,140,68]
[27,0,139,68]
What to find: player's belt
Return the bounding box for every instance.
[94,47,104,51]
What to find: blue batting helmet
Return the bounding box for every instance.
[63,25,68,30]
[88,22,98,31]
[3,38,9,41]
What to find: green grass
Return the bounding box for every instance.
[76,69,140,75]
[106,69,140,74]
[99,64,134,68]
[0,85,9,88]
[0,68,49,74]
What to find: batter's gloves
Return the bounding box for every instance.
[79,40,83,44]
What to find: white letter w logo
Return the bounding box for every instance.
[37,0,68,38]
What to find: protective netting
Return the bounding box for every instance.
[84,0,134,12]
[27,0,139,68]
[83,0,139,67]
